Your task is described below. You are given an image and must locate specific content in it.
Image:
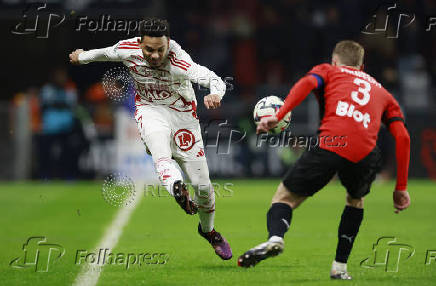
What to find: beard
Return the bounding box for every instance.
[144,51,168,68]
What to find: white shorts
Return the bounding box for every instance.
[134,104,205,162]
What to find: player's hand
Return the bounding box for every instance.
[256,116,278,134]
[69,49,84,65]
[393,190,410,214]
[204,94,221,109]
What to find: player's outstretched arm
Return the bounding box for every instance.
[388,120,411,213]
[256,75,318,134]
[276,75,318,121]
[69,49,84,64]
[69,44,122,65]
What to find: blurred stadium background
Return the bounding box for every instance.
[1,0,435,182]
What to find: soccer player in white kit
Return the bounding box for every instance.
[69,18,232,260]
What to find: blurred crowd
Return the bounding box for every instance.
[164,0,436,108]
[12,66,122,179]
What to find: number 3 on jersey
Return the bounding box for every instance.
[336,78,371,128]
[351,78,371,106]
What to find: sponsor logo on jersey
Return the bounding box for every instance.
[174,129,196,151]
[336,100,371,128]
[135,82,172,101]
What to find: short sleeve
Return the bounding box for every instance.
[307,63,332,89]
[382,92,405,126]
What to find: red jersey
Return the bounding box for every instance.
[308,64,404,163]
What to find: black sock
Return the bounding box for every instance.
[335,205,364,263]
[267,203,293,239]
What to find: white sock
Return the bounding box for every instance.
[143,132,182,196]
[199,209,215,233]
[196,181,215,232]
[155,158,183,196]
[268,236,284,244]
[332,260,347,272]
[179,160,215,233]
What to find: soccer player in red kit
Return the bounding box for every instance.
[238,41,411,279]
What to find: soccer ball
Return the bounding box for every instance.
[253,95,291,134]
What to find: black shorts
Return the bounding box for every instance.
[282,146,382,199]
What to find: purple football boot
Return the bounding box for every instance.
[198,223,232,260]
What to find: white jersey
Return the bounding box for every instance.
[78,37,226,113]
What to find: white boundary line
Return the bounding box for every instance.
[72,182,144,286]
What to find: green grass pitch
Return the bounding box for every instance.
[0,179,435,285]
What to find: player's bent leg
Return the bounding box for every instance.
[180,160,215,231]
[144,132,197,215]
[178,159,232,260]
[267,183,307,240]
[331,194,364,280]
[238,183,302,268]
[263,183,303,241]
[333,149,379,279]
[238,147,338,268]
[144,132,181,194]
[346,194,364,208]
[172,180,198,215]
[272,182,307,209]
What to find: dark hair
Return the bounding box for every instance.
[333,40,364,67]
[139,18,170,39]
